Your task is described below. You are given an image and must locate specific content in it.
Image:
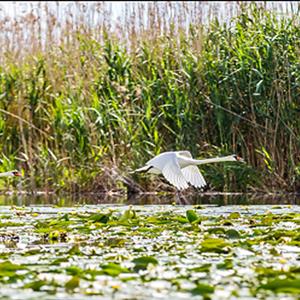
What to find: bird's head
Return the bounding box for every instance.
[232,154,245,163]
[11,170,22,177]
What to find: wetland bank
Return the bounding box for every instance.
[0,2,299,194]
[0,1,300,299]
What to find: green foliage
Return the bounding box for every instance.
[259,278,300,294]
[0,3,298,192]
[186,210,202,225]
[101,263,130,276]
[132,256,159,271]
[88,213,111,224]
[191,283,215,295]
[186,210,199,223]
[0,205,300,297]
[200,238,231,253]
[24,280,48,292]
[65,276,80,292]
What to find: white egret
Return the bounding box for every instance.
[0,170,22,178]
[133,151,244,190]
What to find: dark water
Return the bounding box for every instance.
[0,192,299,206]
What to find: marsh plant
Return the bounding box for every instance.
[0,205,300,298]
[0,2,299,192]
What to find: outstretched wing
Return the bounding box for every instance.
[177,150,193,158]
[162,156,189,190]
[181,165,206,189]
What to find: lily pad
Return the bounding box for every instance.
[132,256,158,271]
[200,238,231,253]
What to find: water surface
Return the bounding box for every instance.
[0,193,300,299]
[0,192,299,206]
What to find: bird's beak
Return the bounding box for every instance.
[237,156,246,163]
[15,172,22,177]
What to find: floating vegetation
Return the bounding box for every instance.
[0,204,299,299]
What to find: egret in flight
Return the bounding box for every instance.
[133,151,244,190]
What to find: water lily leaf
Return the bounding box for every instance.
[132,256,158,271]
[191,283,215,295]
[207,227,226,234]
[0,221,25,227]
[104,237,126,247]
[190,264,211,273]
[65,276,80,291]
[89,213,110,224]
[101,263,130,276]
[0,261,27,278]
[222,220,234,226]
[290,266,300,273]
[259,278,300,294]
[66,266,84,276]
[119,208,137,222]
[0,261,27,272]
[24,280,47,291]
[226,229,241,239]
[175,215,189,224]
[228,212,241,219]
[267,230,296,240]
[59,213,69,221]
[34,219,72,233]
[255,267,285,278]
[67,244,82,255]
[51,257,69,266]
[200,238,231,253]
[217,259,233,269]
[186,210,199,223]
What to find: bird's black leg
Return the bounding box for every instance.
[175,190,190,205]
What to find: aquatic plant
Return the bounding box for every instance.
[0,204,299,298]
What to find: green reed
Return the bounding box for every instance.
[0,2,299,193]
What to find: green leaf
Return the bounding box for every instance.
[89,213,110,224]
[119,208,137,222]
[132,256,158,271]
[59,214,69,221]
[0,261,27,278]
[104,237,126,247]
[200,238,231,253]
[228,212,241,219]
[24,280,47,291]
[0,261,27,272]
[226,229,241,239]
[65,276,80,291]
[190,264,211,273]
[191,283,215,295]
[259,278,300,294]
[66,266,84,276]
[186,210,200,223]
[217,259,233,270]
[207,227,226,234]
[67,244,82,255]
[101,263,130,276]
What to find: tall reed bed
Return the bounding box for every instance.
[0,2,299,192]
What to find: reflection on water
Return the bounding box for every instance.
[0,192,299,206]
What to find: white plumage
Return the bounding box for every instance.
[0,170,22,177]
[133,151,244,190]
